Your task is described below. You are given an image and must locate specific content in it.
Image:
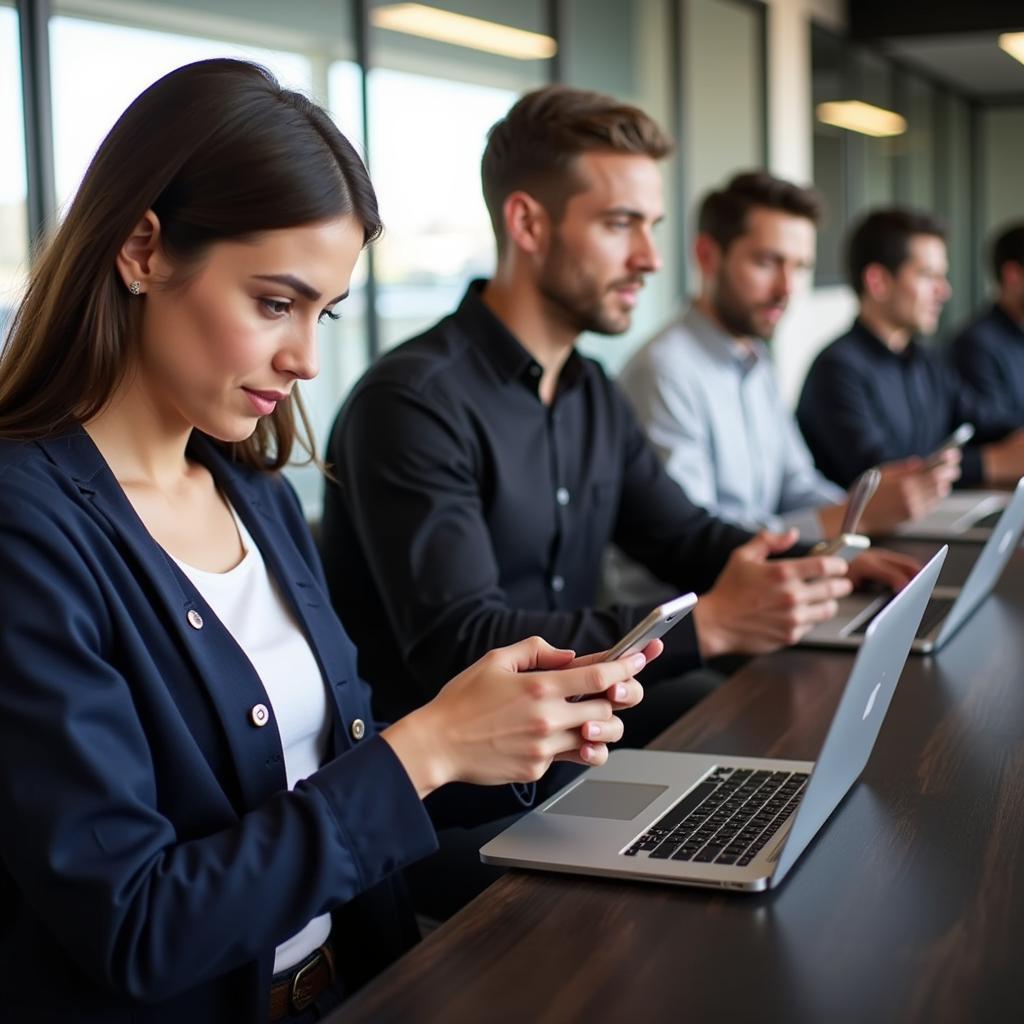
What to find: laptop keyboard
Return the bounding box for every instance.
[622,766,809,867]
[851,596,955,638]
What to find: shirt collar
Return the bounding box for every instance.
[993,302,1024,338]
[682,303,767,376]
[850,317,922,362]
[453,279,587,395]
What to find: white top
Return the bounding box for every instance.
[173,505,332,973]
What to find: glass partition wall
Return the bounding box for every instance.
[8,3,986,513]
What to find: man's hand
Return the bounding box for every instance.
[692,529,852,658]
[982,428,1024,486]
[847,548,920,592]
[857,454,961,532]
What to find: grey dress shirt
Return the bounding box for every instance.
[618,304,844,539]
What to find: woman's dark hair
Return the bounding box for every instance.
[0,58,380,470]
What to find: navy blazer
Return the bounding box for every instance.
[0,428,440,1022]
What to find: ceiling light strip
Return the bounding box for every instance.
[371,3,557,61]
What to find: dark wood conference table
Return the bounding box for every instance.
[328,541,1024,1023]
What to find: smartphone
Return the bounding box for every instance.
[926,423,974,467]
[809,533,871,561]
[568,593,698,701]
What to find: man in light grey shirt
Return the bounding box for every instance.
[620,171,958,543]
[621,302,843,539]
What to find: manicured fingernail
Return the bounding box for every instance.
[585,722,601,739]
[631,653,646,671]
[613,684,628,702]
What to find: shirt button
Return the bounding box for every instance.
[528,364,542,378]
[250,704,270,728]
[551,575,565,593]
[556,487,570,506]
[350,718,366,741]
[186,609,204,630]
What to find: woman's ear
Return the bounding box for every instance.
[116,210,163,294]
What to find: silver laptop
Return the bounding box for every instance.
[802,477,1024,653]
[889,489,1010,543]
[480,548,945,892]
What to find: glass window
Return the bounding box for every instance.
[899,73,936,212]
[811,25,847,285]
[368,0,550,351]
[48,0,368,514]
[0,1,29,336]
[936,91,973,327]
[684,0,764,209]
[812,28,901,285]
[367,68,519,351]
[564,0,679,374]
[848,49,896,216]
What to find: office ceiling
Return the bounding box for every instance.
[849,1,1024,98]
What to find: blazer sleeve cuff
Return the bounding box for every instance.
[310,734,438,888]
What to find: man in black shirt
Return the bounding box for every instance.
[323,87,907,731]
[951,222,1024,423]
[322,87,920,920]
[798,208,1024,489]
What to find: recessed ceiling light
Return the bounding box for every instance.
[816,100,907,138]
[999,32,1024,66]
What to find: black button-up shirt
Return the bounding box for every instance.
[796,319,1016,488]
[321,282,752,722]
[951,304,1024,426]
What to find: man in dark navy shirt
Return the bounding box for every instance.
[798,208,1024,489]
[951,222,1024,424]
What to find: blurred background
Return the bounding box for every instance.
[3,0,1023,512]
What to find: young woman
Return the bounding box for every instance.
[0,60,655,1023]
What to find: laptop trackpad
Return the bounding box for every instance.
[545,781,668,820]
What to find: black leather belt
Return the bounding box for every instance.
[268,942,336,1021]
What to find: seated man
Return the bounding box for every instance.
[951,222,1024,422]
[797,208,1024,489]
[321,89,907,917]
[323,87,866,734]
[618,171,958,550]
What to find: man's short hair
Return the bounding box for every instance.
[991,222,1024,284]
[846,207,947,296]
[481,85,672,250]
[697,170,823,252]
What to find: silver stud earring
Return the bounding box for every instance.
[128,280,142,296]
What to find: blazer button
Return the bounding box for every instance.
[350,718,365,741]
[187,609,204,629]
[250,704,270,728]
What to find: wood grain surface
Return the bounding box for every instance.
[327,541,1024,1024]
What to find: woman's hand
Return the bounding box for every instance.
[382,636,649,798]
[564,637,663,711]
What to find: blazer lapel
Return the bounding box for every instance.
[196,439,355,751]
[36,429,290,810]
